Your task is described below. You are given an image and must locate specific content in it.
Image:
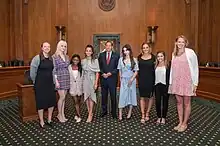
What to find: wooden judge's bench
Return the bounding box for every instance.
[0,66,220,122]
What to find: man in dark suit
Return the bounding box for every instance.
[98,41,120,119]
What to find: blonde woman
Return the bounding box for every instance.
[138,42,155,123]
[169,35,199,132]
[52,40,70,123]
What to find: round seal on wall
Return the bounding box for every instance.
[98,0,115,11]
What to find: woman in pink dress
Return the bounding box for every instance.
[169,35,199,132]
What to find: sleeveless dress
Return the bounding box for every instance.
[168,52,194,96]
[34,57,56,110]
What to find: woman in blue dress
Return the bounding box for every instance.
[117,44,139,120]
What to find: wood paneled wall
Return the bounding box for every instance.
[0,0,9,61]
[198,0,220,63]
[0,0,219,63]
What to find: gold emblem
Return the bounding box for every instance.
[98,0,116,11]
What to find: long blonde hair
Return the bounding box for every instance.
[173,35,189,56]
[55,40,67,57]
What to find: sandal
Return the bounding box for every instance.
[178,125,188,132]
[140,118,145,124]
[174,124,182,130]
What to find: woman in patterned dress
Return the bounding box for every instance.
[53,40,70,123]
[117,44,139,121]
[169,35,199,132]
[82,45,100,122]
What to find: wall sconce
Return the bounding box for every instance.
[147,26,158,44]
[55,25,66,41]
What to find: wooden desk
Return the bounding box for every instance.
[0,66,29,99]
[17,83,37,121]
[197,67,220,102]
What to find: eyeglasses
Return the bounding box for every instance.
[73,59,79,61]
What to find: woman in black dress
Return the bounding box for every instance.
[138,42,155,123]
[30,42,56,128]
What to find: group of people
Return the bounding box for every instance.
[30,35,199,133]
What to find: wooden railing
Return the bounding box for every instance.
[0,66,220,103]
[197,67,220,102]
[0,66,30,99]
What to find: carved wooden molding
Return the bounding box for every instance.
[98,0,116,12]
[24,0,28,5]
[185,0,190,5]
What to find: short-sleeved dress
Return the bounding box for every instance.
[32,56,56,110]
[82,58,100,103]
[168,52,194,96]
[117,57,139,108]
[53,55,70,90]
[138,54,155,98]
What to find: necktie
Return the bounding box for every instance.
[106,52,110,65]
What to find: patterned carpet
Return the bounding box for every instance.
[0,95,220,146]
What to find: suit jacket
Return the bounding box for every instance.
[98,51,120,81]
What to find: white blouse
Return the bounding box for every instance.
[155,66,166,85]
[72,70,78,79]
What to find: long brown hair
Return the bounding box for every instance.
[138,42,152,60]
[173,35,189,56]
[121,44,135,70]
[155,51,168,69]
[84,44,95,61]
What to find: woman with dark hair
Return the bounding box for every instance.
[30,42,56,128]
[138,42,155,123]
[82,45,100,122]
[154,51,170,124]
[117,44,139,120]
[68,54,83,123]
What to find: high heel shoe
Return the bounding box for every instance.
[57,115,65,123]
[127,113,132,120]
[39,123,45,128]
[45,121,53,127]
[156,118,161,124]
[145,113,150,121]
[86,114,93,123]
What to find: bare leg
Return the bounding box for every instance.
[74,96,80,117]
[127,105,132,119]
[174,95,183,130]
[146,97,154,121]
[140,98,146,122]
[181,96,191,130]
[118,108,123,120]
[57,90,65,122]
[62,90,68,121]
[86,99,90,113]
[47,107,54,122]
[87,98,94,122]
[38,109,44,127]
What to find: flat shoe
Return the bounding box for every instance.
[178,125,187,132]
[174,124,181,130]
